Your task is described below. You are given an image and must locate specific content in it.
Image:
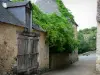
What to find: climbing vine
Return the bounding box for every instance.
[32,0,78,53]
[13,0,78,53]
[56,0,75,23]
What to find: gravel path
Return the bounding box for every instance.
[42,52,96,75]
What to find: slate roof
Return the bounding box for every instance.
[0,3,24,26]
[35,0,60,14]
[97,0,100,22]
[6,1,32,8]
[0,0,10,2]
[35,0,77,26]
[32,24,46,32]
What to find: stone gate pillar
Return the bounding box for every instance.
[96,0,100,72]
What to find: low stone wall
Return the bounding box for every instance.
[50,51,78,69]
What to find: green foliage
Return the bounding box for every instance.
[78,27,97,53]
[56,0,74,23]
[32,1,78,53]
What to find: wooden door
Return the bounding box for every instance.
[17,33,39,74]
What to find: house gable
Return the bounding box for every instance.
[6,1,32,8]
[35,0,60,14]
[6,1,32,28]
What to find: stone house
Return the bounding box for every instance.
[35,0,78,69]
[35,0,78,39]
[0,0,49,74]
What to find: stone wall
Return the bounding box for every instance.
[96,23,100,72]
[50,52,78,69]
[73,24,78,39]
[38,32,49,70]
[73,24,78,56]
[0,23,24,74]
[96,0,100,72]
[49,24,78,70]
[0,22,49,74]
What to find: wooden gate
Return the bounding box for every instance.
[17,32,39,74]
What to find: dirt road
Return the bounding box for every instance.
[42,52,96,75]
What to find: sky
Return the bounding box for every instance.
[31,0,97,30]
[62,0,97,30]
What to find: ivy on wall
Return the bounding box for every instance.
[56,0,74,23]
[32,1,78,53]
[13,0,78,53]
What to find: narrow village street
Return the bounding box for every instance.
[42,52,96,75]
[0,0,98,75]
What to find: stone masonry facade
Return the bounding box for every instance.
[97,0,100,72]
[96,23,100,72]
[0,23,24,74]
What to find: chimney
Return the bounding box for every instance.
[24,0,32,32]
[0,0,10,2]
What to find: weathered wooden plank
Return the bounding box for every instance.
[17,32,39,74]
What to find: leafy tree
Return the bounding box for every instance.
[78,27,97,53]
